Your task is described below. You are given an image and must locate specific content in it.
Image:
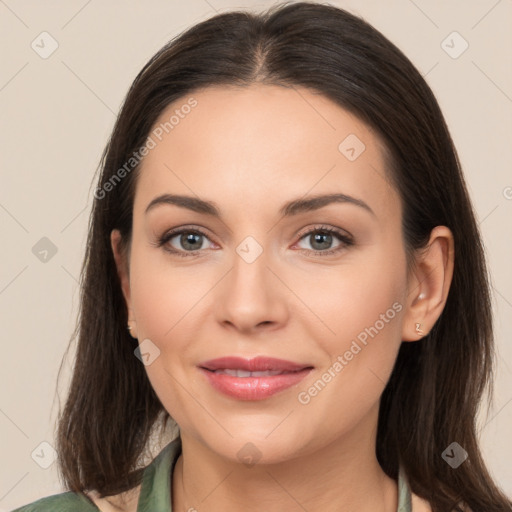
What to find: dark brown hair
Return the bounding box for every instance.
[54,2,511,510]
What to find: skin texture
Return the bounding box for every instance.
[110,84,453,512]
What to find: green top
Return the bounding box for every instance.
[12,437,413,511]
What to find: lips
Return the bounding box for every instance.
[199,356,311,373]
[198,356,313,400]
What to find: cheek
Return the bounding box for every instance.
[333,267,403,341]
[128,248,208,429]
[129,243,209,339]
[302,244,406,344]
[299,245,407,393]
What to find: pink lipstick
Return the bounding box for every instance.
[198,356,313,400]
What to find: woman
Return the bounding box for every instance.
[13,2,511,511]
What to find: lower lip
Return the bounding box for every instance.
[198,368,312,400]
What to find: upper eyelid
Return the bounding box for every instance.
[296,224,352,240]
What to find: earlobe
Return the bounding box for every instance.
[401,226,455,342]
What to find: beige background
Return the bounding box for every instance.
[1,0,511,509]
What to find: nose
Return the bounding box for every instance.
[215,242,289,335]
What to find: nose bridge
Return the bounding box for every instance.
[216,231,287,330]
[230,233,270,294]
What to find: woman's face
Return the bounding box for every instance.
[114,84,415,463]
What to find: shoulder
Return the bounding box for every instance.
[12,486,141,512]
[11,490,100,511]
[12,437,180,512]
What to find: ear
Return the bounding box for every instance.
[111,229,137,338]
[401,225,454,341]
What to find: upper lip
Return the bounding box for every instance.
[199,356,312,372]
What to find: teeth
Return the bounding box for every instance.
[214,369,284,377]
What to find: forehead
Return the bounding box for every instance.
[133,84,399,222]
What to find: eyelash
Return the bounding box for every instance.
[154,224,354,258]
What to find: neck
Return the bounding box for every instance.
[172,406,398,512]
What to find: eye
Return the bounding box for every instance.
[294,225,353,256]
[156,227,215,257]
[154,224,353,258]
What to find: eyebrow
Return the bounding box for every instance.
[144,192,375,218]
